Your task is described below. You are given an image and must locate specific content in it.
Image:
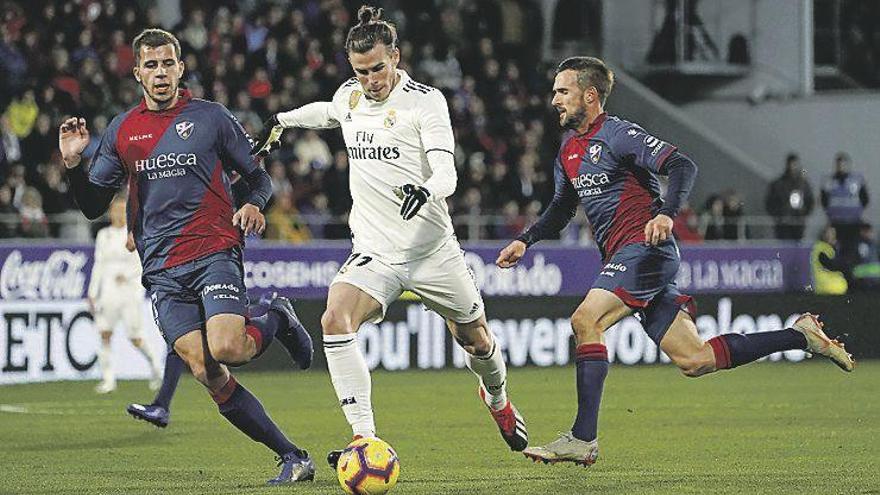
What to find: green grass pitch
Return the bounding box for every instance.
[1,361,878,494]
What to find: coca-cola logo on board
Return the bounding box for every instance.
[0,250,88,300]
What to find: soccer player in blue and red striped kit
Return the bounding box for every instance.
[59,28,316,484]
[497,56,855,466]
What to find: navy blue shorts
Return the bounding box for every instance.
[144,249,249,346]
[592,240,695,345]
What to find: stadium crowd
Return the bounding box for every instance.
[0,0,877,284]
[0,0,556,241]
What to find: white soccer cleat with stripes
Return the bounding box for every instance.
[479,386,528,451]
[523,432,598,467]
[792,313,854,372]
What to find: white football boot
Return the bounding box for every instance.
[523,432,598,467]
[792,313,854,372]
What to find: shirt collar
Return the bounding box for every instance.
[579,112,607,138]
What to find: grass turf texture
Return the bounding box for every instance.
[1,361,878,495]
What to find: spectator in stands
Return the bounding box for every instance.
[5,163,25,207]
[265,189,311,244]
[1,0,557,240]
[821,152,870,259]
[765,153,814,241]
[323,150,352,216]
[19,113,52,168]
[851,222,880,290]
[17,186,48,238]
[0,184,17,237]
[701,194,726,241]
[293,129,332,170]
[673,200,702,244]
[3,88,38,139]
[811,225,848,295]
[0,116,21,167]
[722,190,744,240]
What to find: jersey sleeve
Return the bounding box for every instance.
[216,104,260,176]
[88,118,126,188]
[517,157,579,246]
[417,90,455,155]
[610,122,677,174]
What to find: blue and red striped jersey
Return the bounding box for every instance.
[553,113,677,261]
[89,90,259,276]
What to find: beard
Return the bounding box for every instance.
[560,106,587,130]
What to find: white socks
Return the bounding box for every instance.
[466,340,508,410]
[98,342,115,385]
[324,334,375,438]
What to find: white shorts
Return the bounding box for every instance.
[331,237,484,324]
[93,297,144,338]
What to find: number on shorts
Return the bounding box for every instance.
[342,252,373,269]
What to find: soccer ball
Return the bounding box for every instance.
[336,436,400,495]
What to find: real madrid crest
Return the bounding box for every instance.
[349,90,362,110]
[175,120,194,140]
[384,109,397,128]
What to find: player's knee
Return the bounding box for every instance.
[570,308,602,343]
[206,334,245,364]
[100,332,112,344]
[129,338,143,347]
[321,308,354,335]
[454,326,492,356]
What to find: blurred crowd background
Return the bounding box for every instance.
[0,0,877,291]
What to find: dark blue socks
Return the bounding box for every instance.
[245,310,283,358]
[571,343,609,442]
[152,351,184,410]
[212,375,302,457]
[708,329,807,369]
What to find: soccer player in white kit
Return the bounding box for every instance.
[89,195,162,393]
[251,5,528,464]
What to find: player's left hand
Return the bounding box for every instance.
[644,214,674,245]
[394,184,431,220]
[232,203,266,235]
[250,115,284,157]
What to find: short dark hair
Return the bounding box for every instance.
[132,28,181,65]
[556,56,615,105]
[345,5,398,54]
[786,152,799,164]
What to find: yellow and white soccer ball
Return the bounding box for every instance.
[336,437,400,495]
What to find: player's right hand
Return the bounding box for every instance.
[59,117,90,168]
[125,232,136,252]
[496,240,527,268]
[232,203,266,236]
[249,115,284,157]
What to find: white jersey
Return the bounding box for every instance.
[283,70,456,263]
[88,225,144,302]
